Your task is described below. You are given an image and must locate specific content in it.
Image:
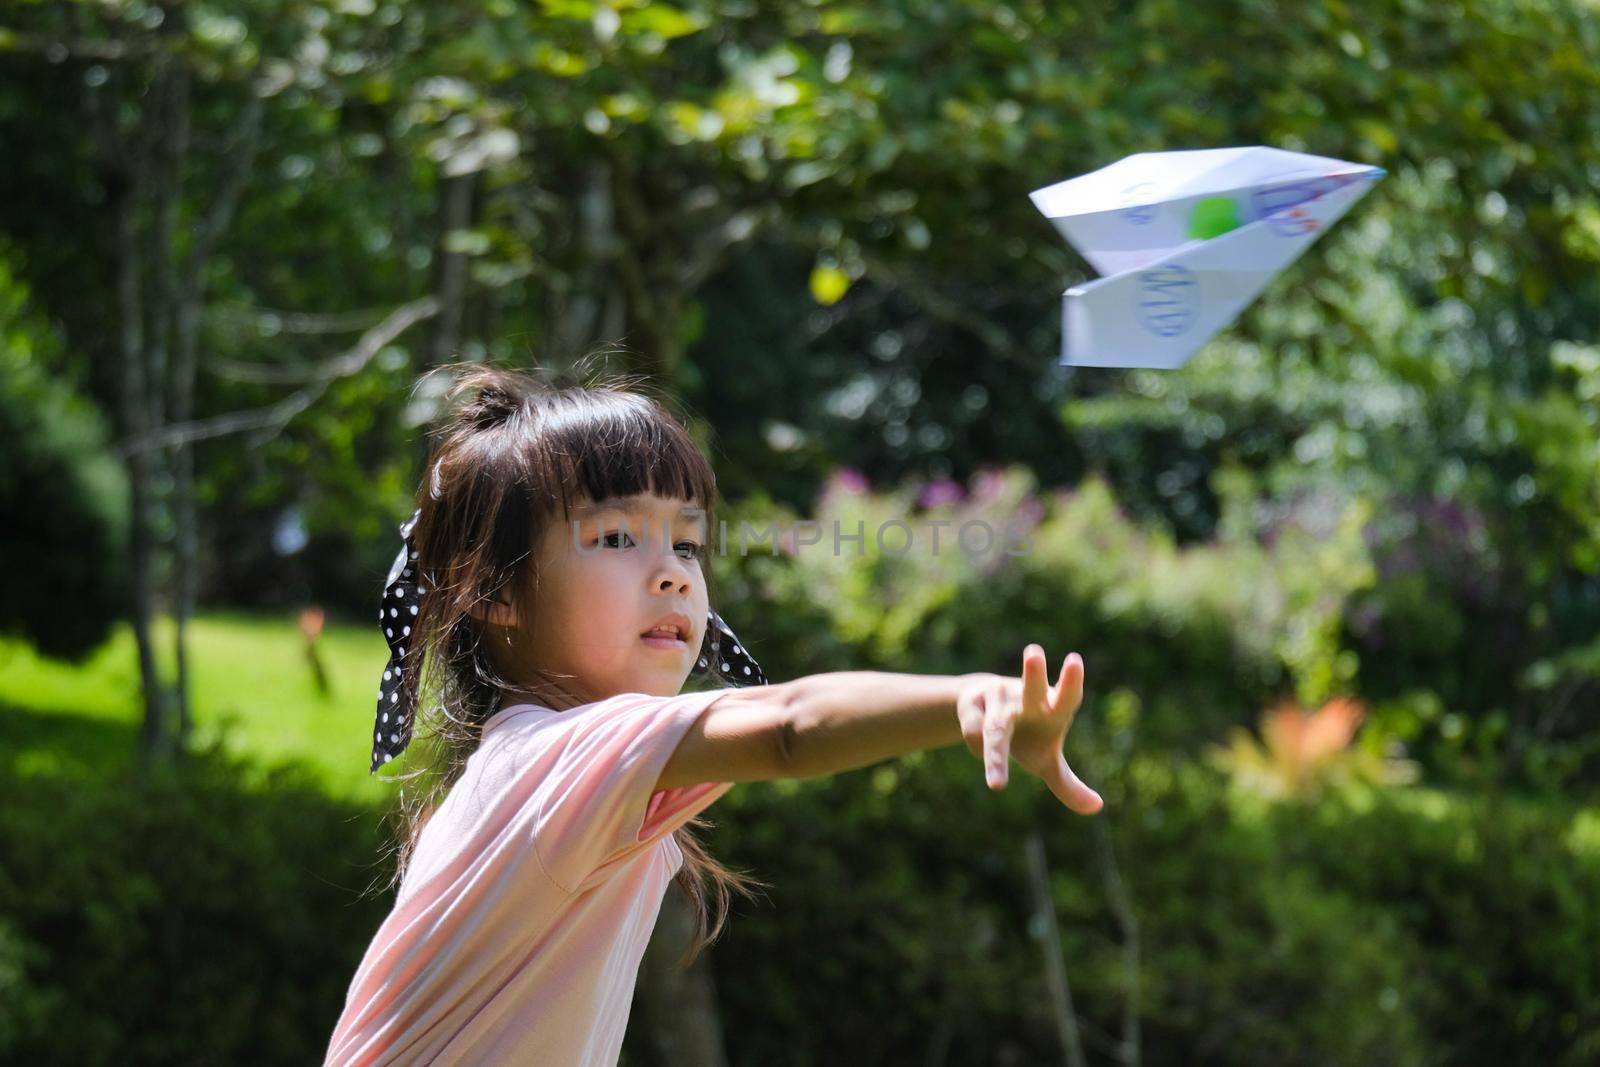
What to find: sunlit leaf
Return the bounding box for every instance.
[809,264,852,306]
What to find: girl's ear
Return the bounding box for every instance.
[467,592,519,629]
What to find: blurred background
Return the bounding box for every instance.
[2,1,1598,1063]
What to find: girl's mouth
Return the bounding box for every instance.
[640,623,689,650]
[641,633,688,649]
[641,612,692,650]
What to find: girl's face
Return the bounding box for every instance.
[489,491,711,710]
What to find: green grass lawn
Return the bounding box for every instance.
[0,609,396,804]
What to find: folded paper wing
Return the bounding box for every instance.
[1030,147,1385,369]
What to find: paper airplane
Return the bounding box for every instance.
[1030,147,1385,369]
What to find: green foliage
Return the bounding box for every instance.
[1,3,1594,767]
[736,465,1376,747]
[1272,788,1600,1063]
[1103,761,1433,1066]
[1208,696,1419,803]
[0,248,129,661]
[703,746,1598,1064]
[0,742,392,1065]
[730,450,1597,786]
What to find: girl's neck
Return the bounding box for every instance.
[498,674,592,714]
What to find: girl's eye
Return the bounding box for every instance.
[595,531,702,559]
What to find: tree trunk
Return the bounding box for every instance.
[112,165,171,767]
[550,160,619,366]
[599,150,771,388]
[1093,814,1142,1067]
[632,881,729,1067]
[153,43,196,746]
[425,170,476,365]
[1025,831,1089,1067]
[620,294,677,386]
[606,154,677,386]
[167,51,262,750]
[76,6,177,768]
[171,402,198,743]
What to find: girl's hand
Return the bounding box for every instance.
[956,645,1103,815]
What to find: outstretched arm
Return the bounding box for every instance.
[652,672,967,791]
[659,647,1101,815]
[780,671,973,777]
[785,651,1101,814]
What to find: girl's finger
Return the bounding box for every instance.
[1021,644,1048,714]
[1049,652,1085,717]
[983,683,1017,789]
[1045,752,1103,816]
[956,693,986,761]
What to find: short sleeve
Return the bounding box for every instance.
[531,689,735,894]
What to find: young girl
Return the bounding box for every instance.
[324,363,1102,1065]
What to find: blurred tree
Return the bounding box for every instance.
[0,247,129,660]
[0,0,1594,826]
[0,1,444,761]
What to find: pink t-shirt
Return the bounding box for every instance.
[324,688,736,1066]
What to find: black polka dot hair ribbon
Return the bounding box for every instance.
[371,507,771,773]
[372,507,424,773]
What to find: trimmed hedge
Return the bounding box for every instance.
[3,737,1595,1063]
[700,750,1600,1066]
[0,743,391,1065]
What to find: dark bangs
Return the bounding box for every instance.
[534,389,718,524]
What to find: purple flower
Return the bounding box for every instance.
[973,466,1008,505]
[828,467,871,496]
[917,479,967,509]
[1348,601,1384,650]
[1366,492,1495,590]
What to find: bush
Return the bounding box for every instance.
[694,465,1600,1063]
[3,712,1589,1063]
[0,246,129,662]
[0,743,393,1065]
[729,466,1374,749]
[702,747,1598,1065]
[1273,788,1600,1064]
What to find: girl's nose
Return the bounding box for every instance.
[654,555,694,592]
[649,544,695,592]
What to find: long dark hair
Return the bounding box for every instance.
[368,359,768,970]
